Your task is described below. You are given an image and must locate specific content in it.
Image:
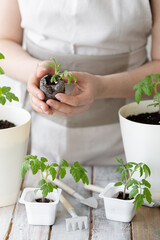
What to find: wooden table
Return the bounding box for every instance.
[0,166,160,240]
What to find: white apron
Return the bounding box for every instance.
[17,0,152,165]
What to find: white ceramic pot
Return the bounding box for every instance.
[19,188,62,225]
[0,106,31,207]
[99,183,136,222]
[119,100,160,202]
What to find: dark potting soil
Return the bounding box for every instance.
[127,111,160,125]
[35,198,54,203]
[40,74,65,101]
[117,191,133,200]
[0,120,15,129]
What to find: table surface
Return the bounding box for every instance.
[0,165,160,240]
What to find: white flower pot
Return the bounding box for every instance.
[19,188,62,225]
[99,183,136,222]
[119,100,160,202]
[0,106,31,207]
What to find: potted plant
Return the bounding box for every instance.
[119,74,160,202]
[40,57,77,101]
[99,158,152,222]
[0,53,31,207]
[19,155,89,225]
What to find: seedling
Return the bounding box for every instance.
[46,57,77,84]
[0,53,19,105]
[134,74,160,113]
[21,155,89,201]
[114,158,152,210]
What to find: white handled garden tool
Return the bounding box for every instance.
[60,193,88,231]
[53,178,98,208]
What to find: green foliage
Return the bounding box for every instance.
[114,158,152,211]
[21,155,89,198]
[46,58,77,84]
[0,53,19,105]
[134,74,160,113]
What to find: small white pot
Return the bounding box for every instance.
[99,183,136,222]
[119,100,160,201]
[19,188,62,225]
[0,106,31,207]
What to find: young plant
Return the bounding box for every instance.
[46,57,77,84]
[114,158,152,210]
[134,74,160,113]
[21,155,89,201]
[0,53,19,105]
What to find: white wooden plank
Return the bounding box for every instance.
[9,170,50,240]
[91,166,131,240]
[50,167,91,240]
[0,205,15,240]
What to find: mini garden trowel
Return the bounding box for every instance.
[53,178,98,208]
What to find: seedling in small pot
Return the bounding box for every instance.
[114,158,152,210]
[0,53,19,129]
[40,58,77,101]
[21,155,89,202]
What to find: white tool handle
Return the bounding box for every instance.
[60,194,77,217]
[84,184,104,193]
[53,178,75,195]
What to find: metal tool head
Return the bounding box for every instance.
[80,197,98,208]
[66,216,88,231]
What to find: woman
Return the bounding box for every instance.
[0,0,159,165]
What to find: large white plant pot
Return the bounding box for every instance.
[119,100,160,201]
[99,183,136,222]
[0,106,31,207]
[19,188,62,225]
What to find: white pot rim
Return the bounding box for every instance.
[99,182,135,203]
[19,187,62,205]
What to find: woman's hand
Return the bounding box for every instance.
[27,61,55,115]
[47,72,100,116]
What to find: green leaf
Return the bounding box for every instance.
[70,166,81,182]
[143,164,151,178]
[25,155,37,160]
[0,53,5,59]
[121,171,125,182]
[142,179,151,188]
[51,163,59,167]
[38,179,46,186]
[0,67,5,74]
[140,166,143,177]
[126,179,136,189]
[40,157,48,163]
[114,158,124,165]
[59,168,66,179]
[81,173,89,185]
[46,63,55,68]
[114,182,123,187]
[129,187,138,199]
[61,159,70,167]
[41,184,49,198]
[71,74,77,83]
[67,74,71,84]
[40,162,46,172]
[21,160,29,178]
[1,86,11,94]
[30,159,41,175]
[135,88,143,104]
[143,188,152,204]
[0,96,6,105]
[50,57,57,65]
[5,92,19,102]
[134,194,144,210]
[142,85,152,96]
[151,74,160,79]
[114,166,124,173]
[50,167,57,181]
[47,182,54,192]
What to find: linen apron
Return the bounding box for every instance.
[17,0,152,165]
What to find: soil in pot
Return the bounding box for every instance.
[35,198,54,203]
[40,74,65,101]
[127,111,160,125]
[115,191,133,200]
[0,120,15,129]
